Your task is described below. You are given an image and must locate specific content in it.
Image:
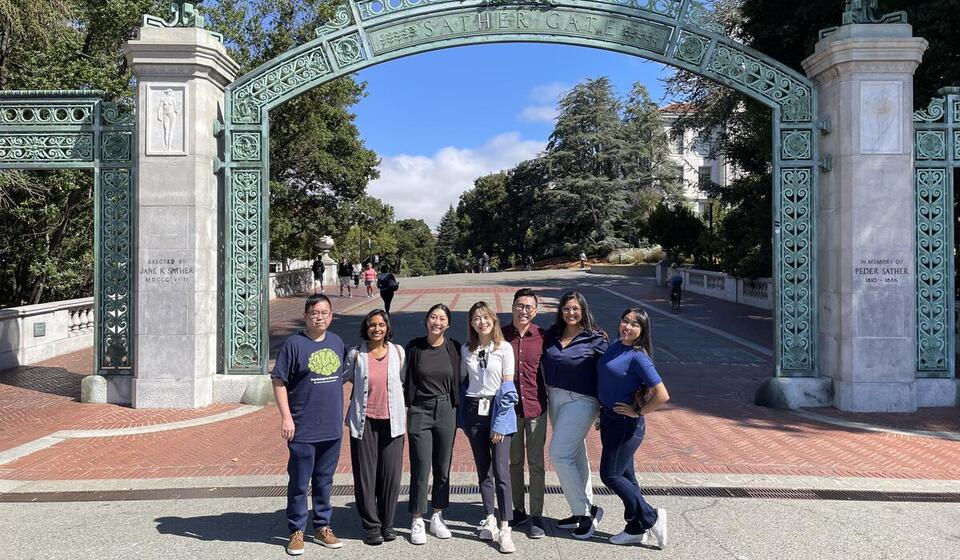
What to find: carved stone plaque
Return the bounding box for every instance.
[859,81,902,155]
[147,85,186,155]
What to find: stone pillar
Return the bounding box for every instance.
[123,27,239,408]
[803,24,927,412]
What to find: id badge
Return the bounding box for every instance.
[478,397,491,417]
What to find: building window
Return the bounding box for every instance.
[698,166,712,189]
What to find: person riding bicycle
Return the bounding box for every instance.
[668,270,683,306]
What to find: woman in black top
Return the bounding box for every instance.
[403,303,461,545]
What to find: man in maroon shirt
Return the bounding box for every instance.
[503,287,548,538]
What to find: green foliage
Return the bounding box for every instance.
[395,219,436,276]
[642,203,706,261]
[434,206,461,273]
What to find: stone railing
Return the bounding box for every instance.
[269,268,314,300]
[680,268,773,310]
[0,297,95,370]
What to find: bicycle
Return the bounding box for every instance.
[670,286,682,310]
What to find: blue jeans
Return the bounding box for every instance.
[598,408,658,532]
[286,439,341,533]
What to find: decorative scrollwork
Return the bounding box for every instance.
[708,45,812,122]
[102,132,133,163]
[781,130,812,160]
[228,170,264,369]
[332,34,366,67]
[358,0,442,21]
[779,167,814,371]
[232,46,331,124]
[0,133,94,162]
[316,3,353,37]
[674,32,708,65]
[683,0,724,34]
[101,99,136,126]
[99,169,133,369]
[954,131,960,160]
[0,104,94,125]
[913,97,945,123]
[915,131,946,161]
[842,0,907,25]
[231,133,261,161]
[916,168,949,372]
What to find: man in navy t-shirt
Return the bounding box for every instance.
[272,293,346,555]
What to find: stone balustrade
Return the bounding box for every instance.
[680,268,773,310]
[0,297,95,370]
[269,268,314,300]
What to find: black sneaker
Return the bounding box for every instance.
[509,509,529,528]
[381,527,397,542]
[363,527,384,545]
[573,505,604,540]
[556,515,580,529]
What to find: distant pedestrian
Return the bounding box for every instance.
[352,259,362,288]
[345,310,407,545]
[597,308,670,549]
[525,255,534,271]
[363,263,377,297]
[578,251,587,270]
[376,265,399,315]
[338,257,353,298]
[311,255,325,294]
[271,294,346,555]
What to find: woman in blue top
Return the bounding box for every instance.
[542,291,608,539]
[597,307,670,549]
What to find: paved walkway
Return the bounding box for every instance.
[1,270,959,483]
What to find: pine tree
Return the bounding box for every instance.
[434,206,461,274]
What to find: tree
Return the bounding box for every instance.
[642,203,707,261]
[395,219,435,277]
[434,206,462,273]
[455,172,509,266]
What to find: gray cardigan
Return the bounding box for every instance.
[344,342,407,439]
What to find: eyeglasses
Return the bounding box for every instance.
[478,349,488,369]
[513,303,536,313]
[620,318,642,328]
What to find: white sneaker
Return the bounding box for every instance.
[478,514,500,541]
[498,526,516,553]
[410,517,426,545]
[609,530,646,545]
[430,512,452,539]
[649,508,668,549]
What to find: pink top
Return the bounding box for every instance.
[365,353,389,420]
[363,268,376,282]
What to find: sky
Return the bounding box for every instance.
[352,43,677,228]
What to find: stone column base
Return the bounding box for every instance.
[754,377,833,409]
[213,375,275,405]
[917,379,959,407]
[131,376,213,408]
[834,381,917,412]
[81,375,132,405]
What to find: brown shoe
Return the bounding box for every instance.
[315,526,343,549]
[287,530,305,555]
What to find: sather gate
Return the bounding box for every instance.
[221,0,820,379]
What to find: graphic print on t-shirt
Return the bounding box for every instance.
[308,348,342,382]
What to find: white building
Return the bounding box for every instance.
[660,102,737,220]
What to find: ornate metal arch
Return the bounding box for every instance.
[0,91,136,374]
[221,0,819,376]
[913,87,960,377]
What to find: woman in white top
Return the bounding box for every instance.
[461,301,519,554]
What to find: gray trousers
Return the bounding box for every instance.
[463,396,514,522]
[407,395,457,514]
[509,411,547,516]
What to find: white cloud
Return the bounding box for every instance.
[517,81,569,124]
[367,132,546,229]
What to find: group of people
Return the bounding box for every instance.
[312,256,400,314]
[271,288,670,556]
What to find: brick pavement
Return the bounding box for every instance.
[2,272,959,481]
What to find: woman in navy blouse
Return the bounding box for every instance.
[542,291,608,539]
[597,307,670,549]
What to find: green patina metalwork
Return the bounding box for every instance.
[0,91,135,374]
[820,0,908,39]
[913,87,960,378]
[221,0,819,376]
[143,1,224,42]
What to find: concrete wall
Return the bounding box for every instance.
[588,264,657,277]
[0,298,95,370]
